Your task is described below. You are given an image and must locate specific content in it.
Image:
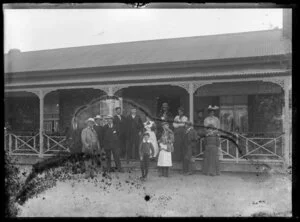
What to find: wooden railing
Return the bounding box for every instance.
[43,133,70,154]
[4,132,70,156]
[4,133,40,156]
[5,130,285,163]
[194,133,285,163]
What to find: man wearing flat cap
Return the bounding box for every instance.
[103,115,123,172]
[81,118,100,178]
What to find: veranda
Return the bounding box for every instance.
[4,77,292,170]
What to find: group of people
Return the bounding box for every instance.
[81,103,222,180]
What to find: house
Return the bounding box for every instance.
[4,10,292,170]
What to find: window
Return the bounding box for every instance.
[220,96,248,133]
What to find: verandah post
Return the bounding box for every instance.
[107,86,114,161]
[39,90,45,158]
[189,83,194,124]
[283,78,291,168]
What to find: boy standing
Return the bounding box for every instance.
[139,132,155,181]
[183,121,199,175]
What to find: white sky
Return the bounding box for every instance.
[4,8,283,53]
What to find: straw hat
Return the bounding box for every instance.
[94,115,102,119]
[208,105,219,111]
[106,115,113,119]
[86,118,95,123]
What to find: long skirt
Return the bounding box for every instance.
[173,127,185,161]
[202,145,220,176]
[157,150,172,167]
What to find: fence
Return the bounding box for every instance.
[4,132,70,156]
[194,132,285,163]
[5,131,286,163]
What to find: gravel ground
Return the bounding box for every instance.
[16,169,291,217]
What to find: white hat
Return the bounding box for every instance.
[106,115,113,119]
[94,115,102,119]
[86,118,95,123]
[208,105,219,110]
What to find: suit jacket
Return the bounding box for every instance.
[126,115,143,138]
[81,127,99,152]
[113,114,126,135]
[184,127,198,154]
[103,124,120,150]
[93,124,104,148]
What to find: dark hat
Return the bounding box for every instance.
[115,107,121,110]
[143,132,150,137]
[162,103,169,108]
[178,106,184,112]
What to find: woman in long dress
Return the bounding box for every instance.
[204,105,222,159]
[173,107,188,162]
[157,122,174,177]
[143,116,159,158]
[202,124,221,176]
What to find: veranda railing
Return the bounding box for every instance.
[194,132,285,163]
[4,131,70,156]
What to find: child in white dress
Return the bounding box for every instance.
[157,122,174,177]
[143,116,159,158]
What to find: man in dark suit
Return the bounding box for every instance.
[94,115,104,149]
[103,115,123,172]
[113,107,127,158]
[126,107,144,162]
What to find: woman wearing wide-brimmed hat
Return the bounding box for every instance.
[172,106,188,162]
[204,105,220,129]
[204,105,222,159]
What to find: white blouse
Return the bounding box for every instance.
[144,120,154,131]
[173,115,188,128]
[204,116,220,129]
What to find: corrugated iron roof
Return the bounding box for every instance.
[5,29,291,73]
